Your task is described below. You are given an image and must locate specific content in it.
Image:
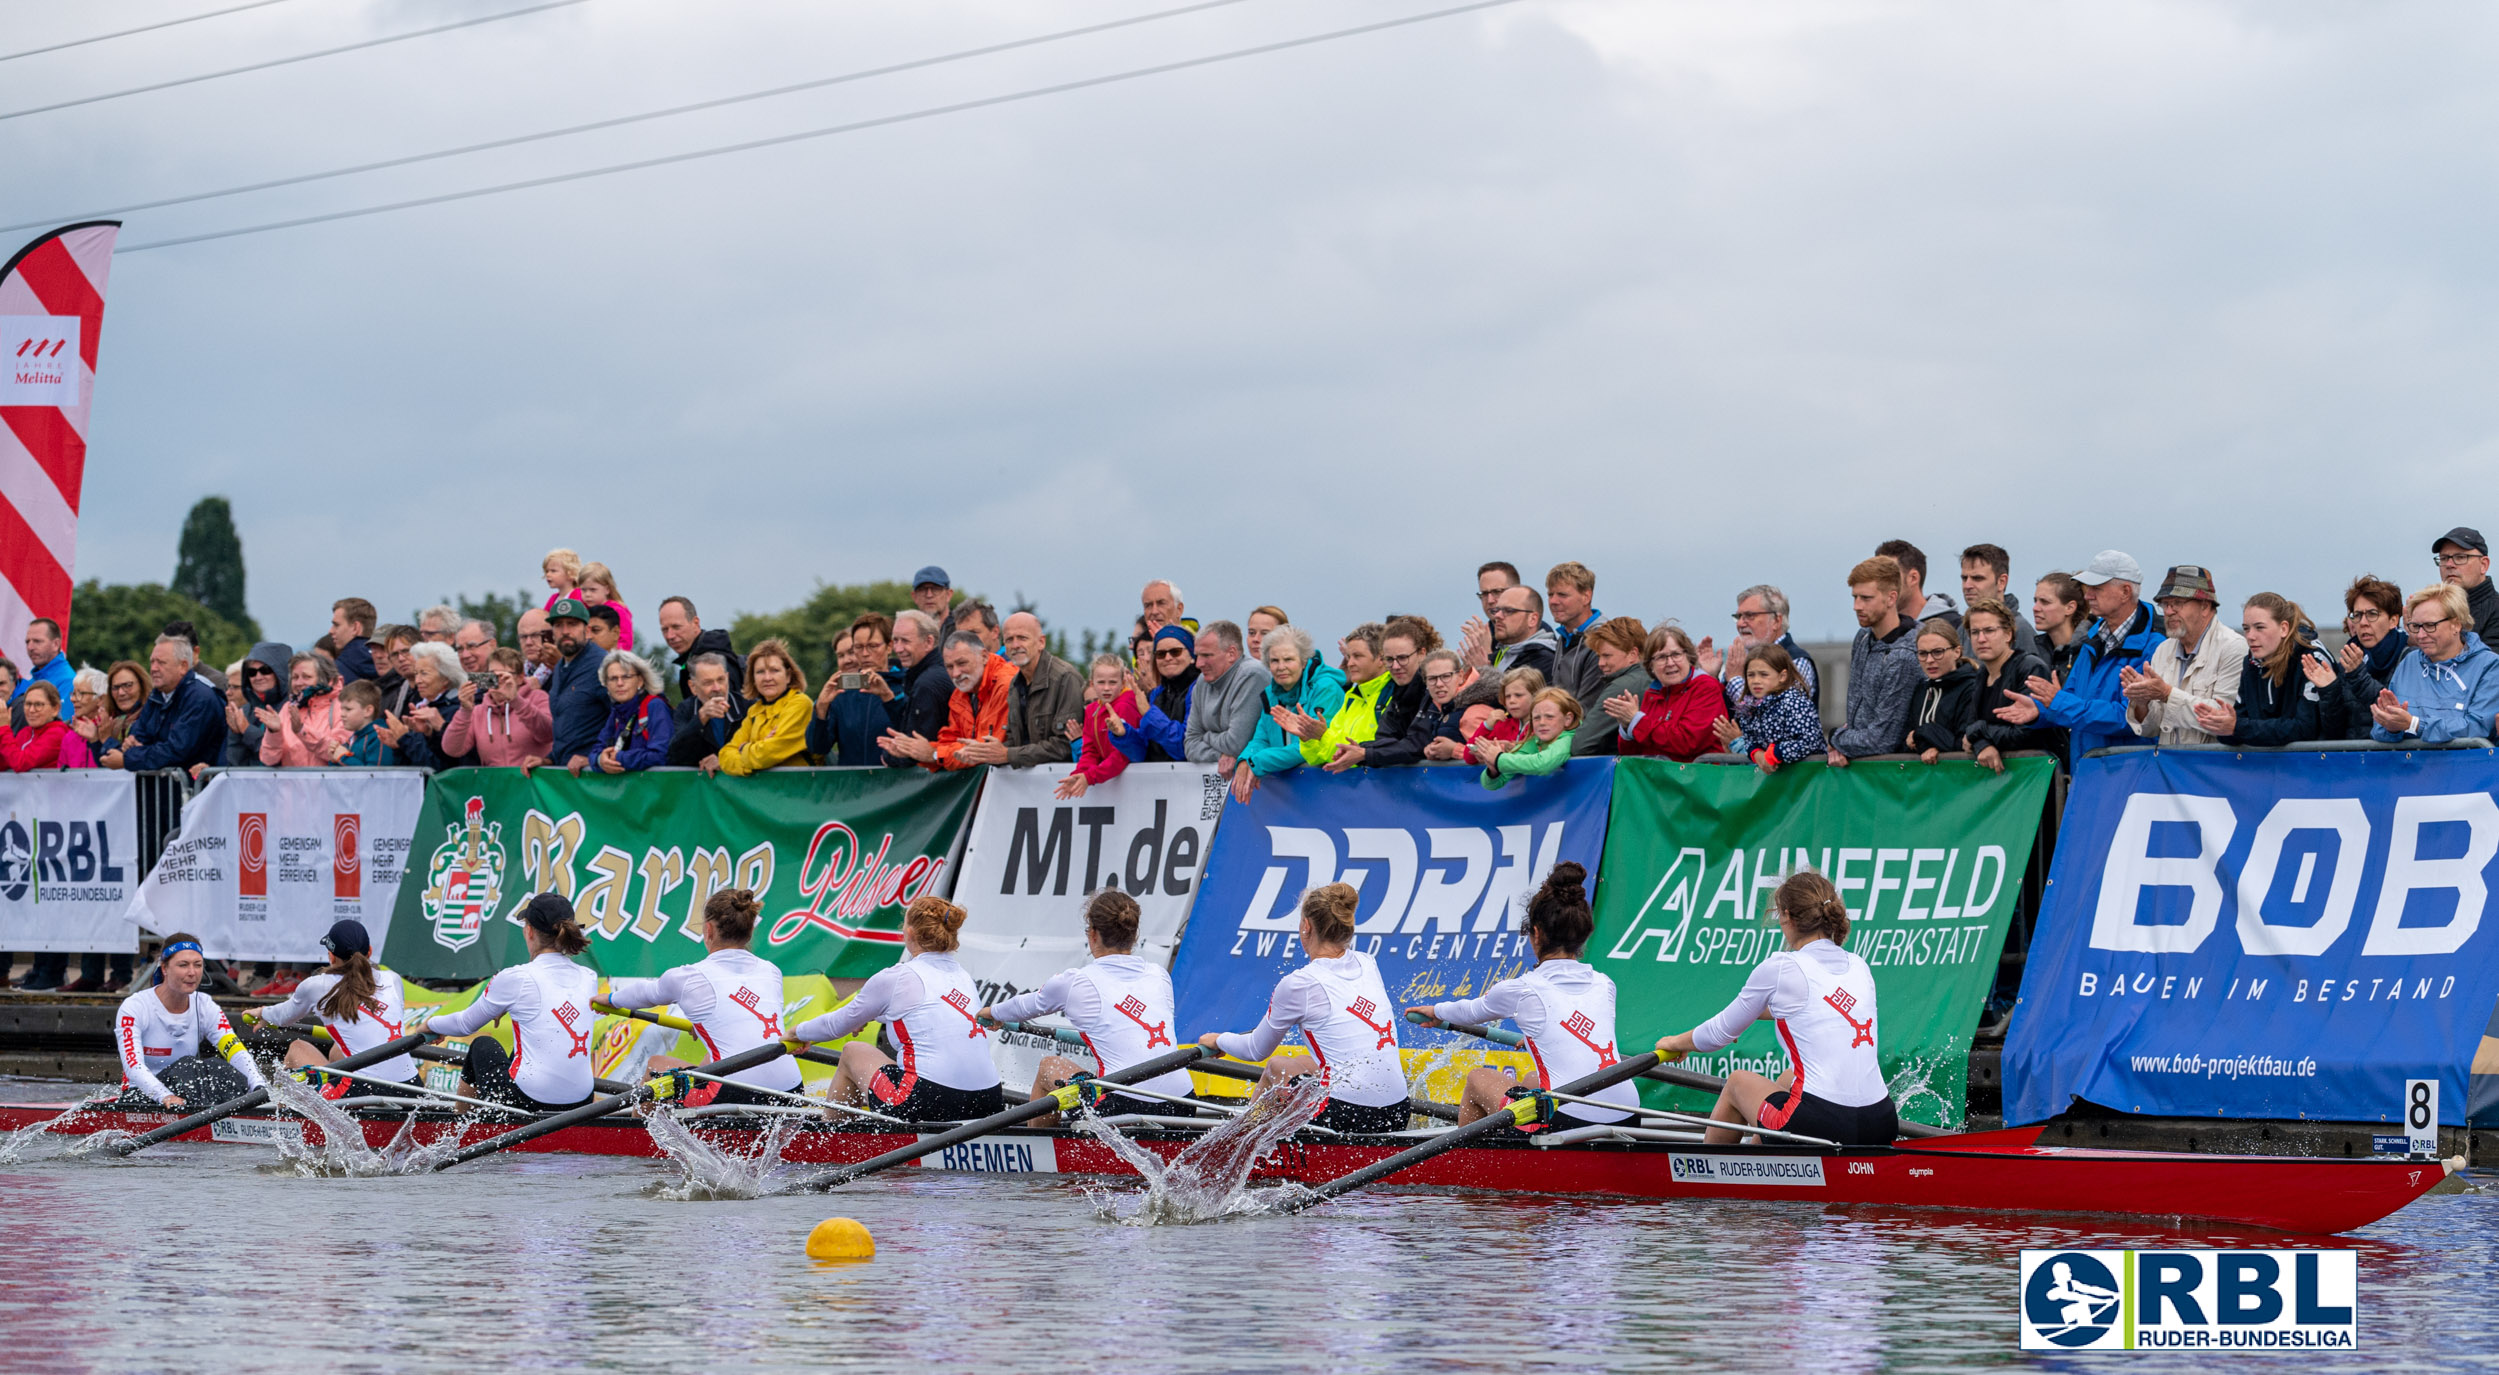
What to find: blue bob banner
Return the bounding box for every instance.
[1169,761,1616,1051]
[2005,746,2499,1127]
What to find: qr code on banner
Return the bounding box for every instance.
[1201,773,1228,822]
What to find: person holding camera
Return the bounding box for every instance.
[810,613,902,766]
[257,652,349,766]
[445,647,552,768]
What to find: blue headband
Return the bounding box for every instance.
[161,939,203,961]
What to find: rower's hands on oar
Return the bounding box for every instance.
[1401,1006,1444,1029]
[1652,1031,1695,1064]
[1195,1032,1223,1052]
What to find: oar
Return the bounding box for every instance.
[296,1023,629,1092]
[593,1002,849,1070]
[429,1042,792,1171]
[807,1043,1214,1190]
[107,1029,435,1156]
[1410,1013,1947,1139]
[1280,1051,1665,1211]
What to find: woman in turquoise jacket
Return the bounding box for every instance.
[1230,624,1348,803]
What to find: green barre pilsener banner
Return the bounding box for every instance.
[1590,755,2056,1127]
[381,766,983,981]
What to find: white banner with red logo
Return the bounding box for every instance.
[1,222,119,674]
[948,761,1226,1086]
[0,771,141,952]
[129,769,426,961]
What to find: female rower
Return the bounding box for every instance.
[423,893,602,1111]
[790,896,1005,1122]
[248,919,421,1098]
[112,934,266,1111]
[1654,871,1899,1146]
[1404,861,1636,1131]
[977,888,1193,1126]
[1196,883,1410,1134]
[602,888,804,1108]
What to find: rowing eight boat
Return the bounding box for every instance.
[0,1097,2451,1235]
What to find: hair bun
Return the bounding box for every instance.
[1545,861,1587,894]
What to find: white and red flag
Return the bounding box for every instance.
[0,220,119,664]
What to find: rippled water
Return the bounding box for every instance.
[0,1078,2491,1374]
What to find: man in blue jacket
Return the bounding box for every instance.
[101,636,227,772]
[1995,549,2164,766]
[537,598,608,768]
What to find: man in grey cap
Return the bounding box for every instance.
[2124,565,2245,747]
[1993,549,2164,765]
[2432,528,2499,652]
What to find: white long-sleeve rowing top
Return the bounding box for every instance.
[791,951,1001,1094]
[426,952,603,1106]
[607,948,803,1092]
[115,987,265,1105]
[257,968,418,1084]
[990,953,1191,1100]
[1690,938,1889,1108]
[1214,950,1405,1108]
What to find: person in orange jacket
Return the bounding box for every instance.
[880,632,1015,770]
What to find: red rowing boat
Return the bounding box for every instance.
[0,1101,2449,1236]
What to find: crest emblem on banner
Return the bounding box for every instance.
[420,797,505,950]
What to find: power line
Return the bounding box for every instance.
[120,0,1526,253]
[0,0,308,64]
[0,0,597,123]
[6,0,1265,234]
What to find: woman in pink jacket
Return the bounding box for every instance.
[2,682,92,770]
[444,648,553,767]
[260,653,351,766]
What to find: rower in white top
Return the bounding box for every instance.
[978,888,1194,1126]
[247,918,421,1096]
[602,887,804,1107]
[1655,870,1901,1146]
[1197,883,1411,1135]
[112,933,267,1110]
[790,895,1006,1123]
[1405,861,1638,1129]
[423,893,604,1112]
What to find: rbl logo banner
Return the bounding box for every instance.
[237,812,268,898]
[1168,761,1614,1051]
[333,812,361,899]
[2005,749,2499,1125]
[0,772,138,953]
[2018,1249,2357,1351]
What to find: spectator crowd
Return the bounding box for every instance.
[8,530,2499,988]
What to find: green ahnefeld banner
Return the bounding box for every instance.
[1591,755,2055,1128]
[382,766,983,982]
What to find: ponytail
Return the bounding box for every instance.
[520,892,591,956]
[317,950,383,1022]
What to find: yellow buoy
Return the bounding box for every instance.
[806,1217,875,1261]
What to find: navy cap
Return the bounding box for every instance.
[912,565,951,590]
[320,918,370,958]
[2433,527,2488,556]
[548,597,592,622]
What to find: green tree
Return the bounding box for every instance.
[170,496,254,631]
[67,580,257,672]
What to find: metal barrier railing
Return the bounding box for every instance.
[131,768,193,877]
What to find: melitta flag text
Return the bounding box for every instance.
[1167,762,1615,1054]
[0,772,139,953]
[0,221,119,662]
[381,766,981,981]
[2005,748,2499,1127]
[1591,756,2056,1128]
[131,769,425,961]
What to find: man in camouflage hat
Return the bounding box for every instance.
[2123,564,2246,747]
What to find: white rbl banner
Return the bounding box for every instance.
[0,771,141,952]
[948,761,1225,1085]
[129,769,426,962]
[0,221,119,671]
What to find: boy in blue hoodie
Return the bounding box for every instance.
[328,681,389,765]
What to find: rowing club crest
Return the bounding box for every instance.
[420,797,505,951]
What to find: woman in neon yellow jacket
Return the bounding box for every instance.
[704,638,819,776]
[1231,624,1347,803]
[1480,687,1580,790]
[1303,623,1393,768]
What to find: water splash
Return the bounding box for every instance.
[0,1085,127,1164]
[646,1108,812,1201]
[1080,1074,1328,1225]
[259,1071,473,1176]
[1886,1045,1964,1132]
[1402,1042,1466,1115]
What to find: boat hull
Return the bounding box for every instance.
[0,1103,2444,1236]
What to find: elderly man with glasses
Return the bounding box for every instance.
[2122,565,2246,748]
[2372,582,2499,743]
[2432,527,2499,651]
[1700,584,1821,712]
[516,607,558,688]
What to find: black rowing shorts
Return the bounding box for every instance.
[870,1063,1004,1123]
[1311,1097,1411,1135]
[1759,1089,1898,1146]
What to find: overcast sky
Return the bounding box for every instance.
[9,0,2498,654]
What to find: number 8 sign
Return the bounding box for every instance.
[2405,1078,2438,1158]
